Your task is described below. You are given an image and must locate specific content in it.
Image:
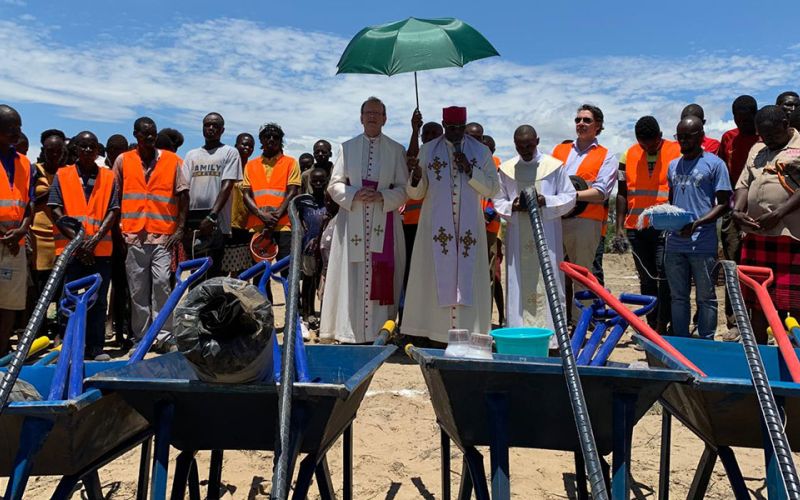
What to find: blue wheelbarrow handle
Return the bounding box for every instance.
[271,255,290,274]
[619,293,658,316]
[63,273,103,303]
[238,260,269,281]
[574,290,598,302]
[176,258,213,289]
[128,256,212,364]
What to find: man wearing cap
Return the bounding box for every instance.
[320,96,409,343]
[242,122,300,270]
[403,106,500,344]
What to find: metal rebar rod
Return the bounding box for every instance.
[720,260,800,499]
[0,217,84,413]
[522,187,608,500]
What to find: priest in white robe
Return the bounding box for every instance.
[494,125,577,330]
[320,97,408,343]
[403,106,500,343]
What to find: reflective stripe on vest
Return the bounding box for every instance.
[245,155,295,229]
[54,165,115,257]
[120,149,181,234]
[0,153,31,242]
[552,142,610,222]
[623,140,680,229]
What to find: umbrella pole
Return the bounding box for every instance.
[414,71,419,109]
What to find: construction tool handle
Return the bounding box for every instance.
[0,218,84,413]
[619,293,657,307]
[562,261,707,377]
[175,257,212,289]
[373,320,396,346]
[737,266,800,383]
[737,264,774,286]
[63,273,103,304]
[238,260,269,281]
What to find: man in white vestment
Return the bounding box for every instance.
[494,125,577,330]
[319,97,409,343]
[403,106,500,344]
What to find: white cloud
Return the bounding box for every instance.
[2,17,800,161]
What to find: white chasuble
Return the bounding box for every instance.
[403,135,499,343]
[320,134,408,343]
[494,152,576,330]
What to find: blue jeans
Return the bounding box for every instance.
[62,257,112,351]
[664,252,717,339]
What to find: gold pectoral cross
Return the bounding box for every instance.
[351,234,362,246]
[433,226,453,254]
[428,156,447,181]
[460,230,477,258]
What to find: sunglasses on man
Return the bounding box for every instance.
[574,117,594,124]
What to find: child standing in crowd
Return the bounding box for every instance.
[298,166,330,330]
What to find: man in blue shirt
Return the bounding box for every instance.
[666,115,732,339]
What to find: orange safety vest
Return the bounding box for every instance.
[245,155,295,229]
[403,198,423,225]
[623,140,681,229]
[54,166,114,256]
[120,149,181,235]
[552,142,610,223]
[0,152,31,243]
[481,156,502,233]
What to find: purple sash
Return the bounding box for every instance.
[363,179,395,305]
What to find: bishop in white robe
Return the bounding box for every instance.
[403,106,500,343]
[320,98,408,343]
[493,125,576,329]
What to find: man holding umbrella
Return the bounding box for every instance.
[404,106,499,344]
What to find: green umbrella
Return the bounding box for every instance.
[336,17,499,107]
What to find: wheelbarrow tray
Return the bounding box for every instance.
[637,335,800,449]
[86,345,395,454]
[413,348,689,454]
[0,361,149,476]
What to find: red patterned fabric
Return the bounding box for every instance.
[741,233,800,311]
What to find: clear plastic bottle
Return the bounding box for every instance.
[466,332,494,360]
[444,329,470,357]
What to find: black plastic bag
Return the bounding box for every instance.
[174,277,274,383]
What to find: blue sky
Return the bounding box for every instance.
[3,0,800,160]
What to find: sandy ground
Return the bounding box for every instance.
[2,253,797,498]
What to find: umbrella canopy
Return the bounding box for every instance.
[336,17,499,76]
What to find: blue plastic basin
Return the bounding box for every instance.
[650,212,695,231]
[491,327,553,357]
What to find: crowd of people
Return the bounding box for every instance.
[0,90,798,358]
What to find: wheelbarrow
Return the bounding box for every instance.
[636,260,800,499]
[0,258,211,499]
[86,344,395,499]
[86,256,396,499]
[638,336,800,499]
[409,347,689,499]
